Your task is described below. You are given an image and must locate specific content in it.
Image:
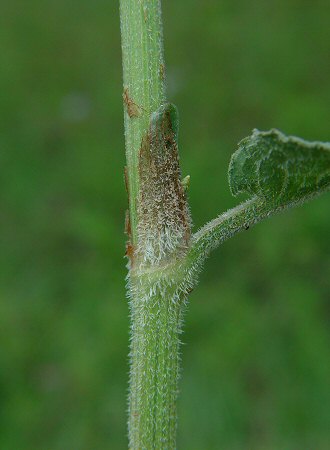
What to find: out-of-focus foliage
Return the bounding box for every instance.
[1,1,329,449]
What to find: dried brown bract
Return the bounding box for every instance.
[123,88,142,118]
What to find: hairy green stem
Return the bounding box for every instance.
[120,1,184,448]
[128,271,186,449]
[120,0,166,244]
[188,187,330,270]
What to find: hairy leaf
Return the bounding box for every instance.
[229,129,330,206]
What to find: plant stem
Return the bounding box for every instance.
[119,2,330,449]
[128,271,185,449]
[120,1,185,448]
[120,0,166,244]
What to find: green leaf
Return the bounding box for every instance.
[229,129,330,206]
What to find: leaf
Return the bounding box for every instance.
[229,129,330,206]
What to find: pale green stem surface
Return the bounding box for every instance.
[128,272,185,449]
[120,1,183,448]
[120,0,166,244]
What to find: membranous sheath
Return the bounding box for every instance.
[128,105,192,450]
[137,104,191,267]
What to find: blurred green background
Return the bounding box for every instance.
[1,1,329,449]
